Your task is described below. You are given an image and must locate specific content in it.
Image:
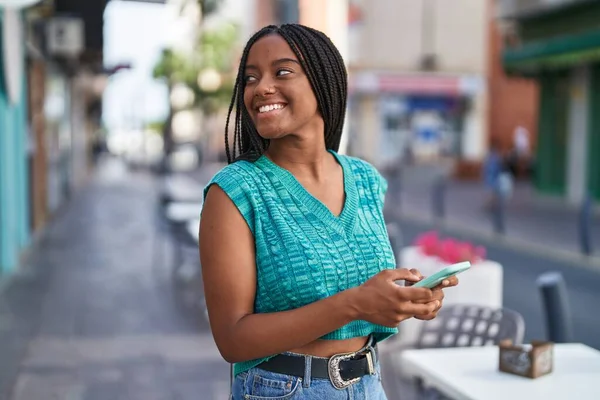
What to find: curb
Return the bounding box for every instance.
[393,210,600,271]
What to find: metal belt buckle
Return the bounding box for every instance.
[328,350,375,390]
[366,348,376,375]
[328,351,360,390]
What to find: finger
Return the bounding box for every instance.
[433,276,459,290]
[405,300,439,315]
[405,269,423,286]
[397,287,434,301]
[385,268,421,283]
[447,276,459,286]
[416,290,443,303]
[415,313,437,321]
[409,268,423,279]
[431,290,444,302]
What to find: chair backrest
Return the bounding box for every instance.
[537,271,573,343]
[415,304,525,349]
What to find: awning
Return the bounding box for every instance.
[349,72,483,96]
[503,28,600,73]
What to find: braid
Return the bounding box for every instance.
[224,24,348,164]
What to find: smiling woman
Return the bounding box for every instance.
[223,24,348,162]
[199,24,458,400]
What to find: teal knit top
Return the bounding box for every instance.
[203,150,398,376]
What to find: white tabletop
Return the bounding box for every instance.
[165,202,203,222]
[400,343,600,400]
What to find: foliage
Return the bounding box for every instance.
[152,49,196,85]
[152,18,240,114]
[146,120,165,133]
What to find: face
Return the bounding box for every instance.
[243,34,322,141]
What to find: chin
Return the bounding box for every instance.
[256,126,289,140]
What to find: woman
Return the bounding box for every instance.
[199,24,458,399]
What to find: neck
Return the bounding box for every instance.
[265,137,334,181]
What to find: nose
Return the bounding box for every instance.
[254,76,276,97]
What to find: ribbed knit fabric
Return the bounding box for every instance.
[203,150,398,376]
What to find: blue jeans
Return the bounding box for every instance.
[231,356,387,399]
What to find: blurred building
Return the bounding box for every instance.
[499,0,600,204]
[487,0,538,179]
[1,5,30,274]
[0,0,127,274]
[247,0,348,74]
[346,0,489,168]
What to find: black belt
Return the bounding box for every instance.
[256,345,378,390]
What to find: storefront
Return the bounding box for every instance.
[348,72,483,167]
[0,7,30,273]
[44,67,73,213]
[501,0,600,203]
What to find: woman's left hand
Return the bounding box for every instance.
[407,268,459,321]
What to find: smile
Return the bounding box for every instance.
[258,103,286,114]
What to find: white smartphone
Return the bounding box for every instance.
[412,261,471,289]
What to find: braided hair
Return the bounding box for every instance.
[224,24,348,164]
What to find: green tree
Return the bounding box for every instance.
[152,22,239,112]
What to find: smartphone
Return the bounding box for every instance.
[412,261,471,289]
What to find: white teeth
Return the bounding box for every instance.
[259,104,284,113]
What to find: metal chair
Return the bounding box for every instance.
[415,304,526,349]
[414,305,524,399]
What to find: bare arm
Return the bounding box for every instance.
[200,185,436,363]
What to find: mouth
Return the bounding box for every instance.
[256,103,287,117]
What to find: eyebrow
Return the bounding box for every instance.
[245,58,300,70]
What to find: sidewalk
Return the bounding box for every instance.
[0,158,229,400]
[390,163,600,264]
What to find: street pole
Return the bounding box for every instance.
[431,175,446,220]
[579,193,593,256]
[537,272,574,343]
[492,185,506,235]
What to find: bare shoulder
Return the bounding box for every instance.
[200,184,251,244]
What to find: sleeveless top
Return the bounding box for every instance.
[203,150,398,376]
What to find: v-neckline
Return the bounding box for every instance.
[257,150,358,236]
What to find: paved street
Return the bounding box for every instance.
[0,158,229,400]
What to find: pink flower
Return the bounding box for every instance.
[414,231,487,264]
[414,231,439,256]
[439,239,461,264]
[474,246,486,262]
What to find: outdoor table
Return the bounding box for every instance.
[400,343,600,400]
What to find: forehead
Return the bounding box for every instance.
[246,34,298,65]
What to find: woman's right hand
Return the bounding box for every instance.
[352,269,438,327]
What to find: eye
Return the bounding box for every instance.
[276,69,292,77]
[245,75,257,83]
